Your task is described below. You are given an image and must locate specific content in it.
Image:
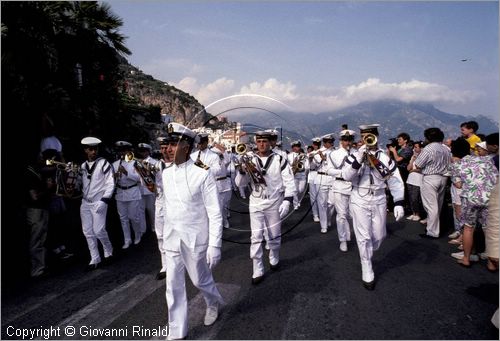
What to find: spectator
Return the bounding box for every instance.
[414,128,451,238]
[388,133,413,182]
[460,121,481,155]
[406,141,425,221]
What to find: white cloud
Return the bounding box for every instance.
[172,76,479,114]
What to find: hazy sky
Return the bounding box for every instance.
[107,1,499,121]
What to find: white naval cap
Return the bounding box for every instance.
[157,136,170,145]
[81,137,102,146]
[339,129,356,138]
[137,143,152,150]
[290,140,301,147]
[166,122,199,143]
[115,140,132,147]
[359,124,380,135]
[254,130,274,140]
[322,133,335,141]
[311,137,322,143]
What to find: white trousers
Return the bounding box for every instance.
[330,192,351,242]
[154,198,167,272]
[219,190,232,227]
[293,177,307,208]
[350,193,387,282]
[420,175,447,237]
[139,194,156,234]
[116,199,142,244]
[308,183,319,218]
[165,244,223,339]
[80,201,113,264]
[250,201,281,277]
[318,185,334,230]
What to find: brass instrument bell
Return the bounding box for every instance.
[362,133,378,147]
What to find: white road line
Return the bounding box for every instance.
[150,282,241,340]
[2,270,105,326]
[56,273,164,339]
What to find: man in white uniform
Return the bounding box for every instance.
[153,137,172,280]
[235,131,296,284]
[327,129,356,252]
[307,137,322,222]
[342,124,405,290]
[162,123,224,340]
[79,137,115,271]
[136,143,157,235]
[113,141,142,249]
[287,141,309,210]
[211,144,233,229]
[313,134,336,233]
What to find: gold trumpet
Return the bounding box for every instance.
[236,143,247,154]
[124,151,135,162]
[46,159,79,171]
[362,133,378,147]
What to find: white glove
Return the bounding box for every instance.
[206,246,221,270]
[394,205,404,222]
[279,200,291,219]
[96,201,108,215]
[356,144,367,163]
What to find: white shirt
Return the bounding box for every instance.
[80,158,115,203]
[162,159,222,252]
[112,159,141,201]
[236,152,297,212]
[342,148,404,203]
[327,147,353,194]
[313,147,335,186]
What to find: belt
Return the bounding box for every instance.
[335,177,345,181]
[216,176,228,181]
[318,172,331,176]
[117,183,138,190]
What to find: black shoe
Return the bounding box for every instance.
[251,275,264,285]
[362,280,375,290]
[419,233,438,239]
[85,263,99,272]
[270,262,280,271]
[102,255,114,266]
[156,271,166,280]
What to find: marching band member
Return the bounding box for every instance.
[307,137,322,222]
[211,144,233,229]
[79,137,115,271]
[153,136,172,280]
[113,141,143,249]
[287,140,309,210]
[327,129,356,252]
[267,130,288,159]
[313,134,336,233]
[235,131,296,284]
[137,143,157,234]
[342,124,405,290]
[162,123,224,340]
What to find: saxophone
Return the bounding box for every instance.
[134,159,157,193]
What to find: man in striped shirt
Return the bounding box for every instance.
[414,128,451,238]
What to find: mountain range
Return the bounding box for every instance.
[223,100,498,147]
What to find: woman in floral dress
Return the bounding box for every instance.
[450,142,498,267]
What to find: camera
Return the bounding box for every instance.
[386,138,398,149]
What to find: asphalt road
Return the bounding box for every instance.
[2,195,499,340]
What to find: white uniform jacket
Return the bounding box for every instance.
[313,147,335,186]
[80,158,115,202]
[162,159,223,252]
[213,151,232,193]
[342,149,404,204]
[112,159,142,201]
[327,147,353,195]
[190,149,222,179]
[235,152,297,212]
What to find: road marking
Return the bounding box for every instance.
[2,270,105,326]
[150,282,241,340]
[55,273,164,339]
